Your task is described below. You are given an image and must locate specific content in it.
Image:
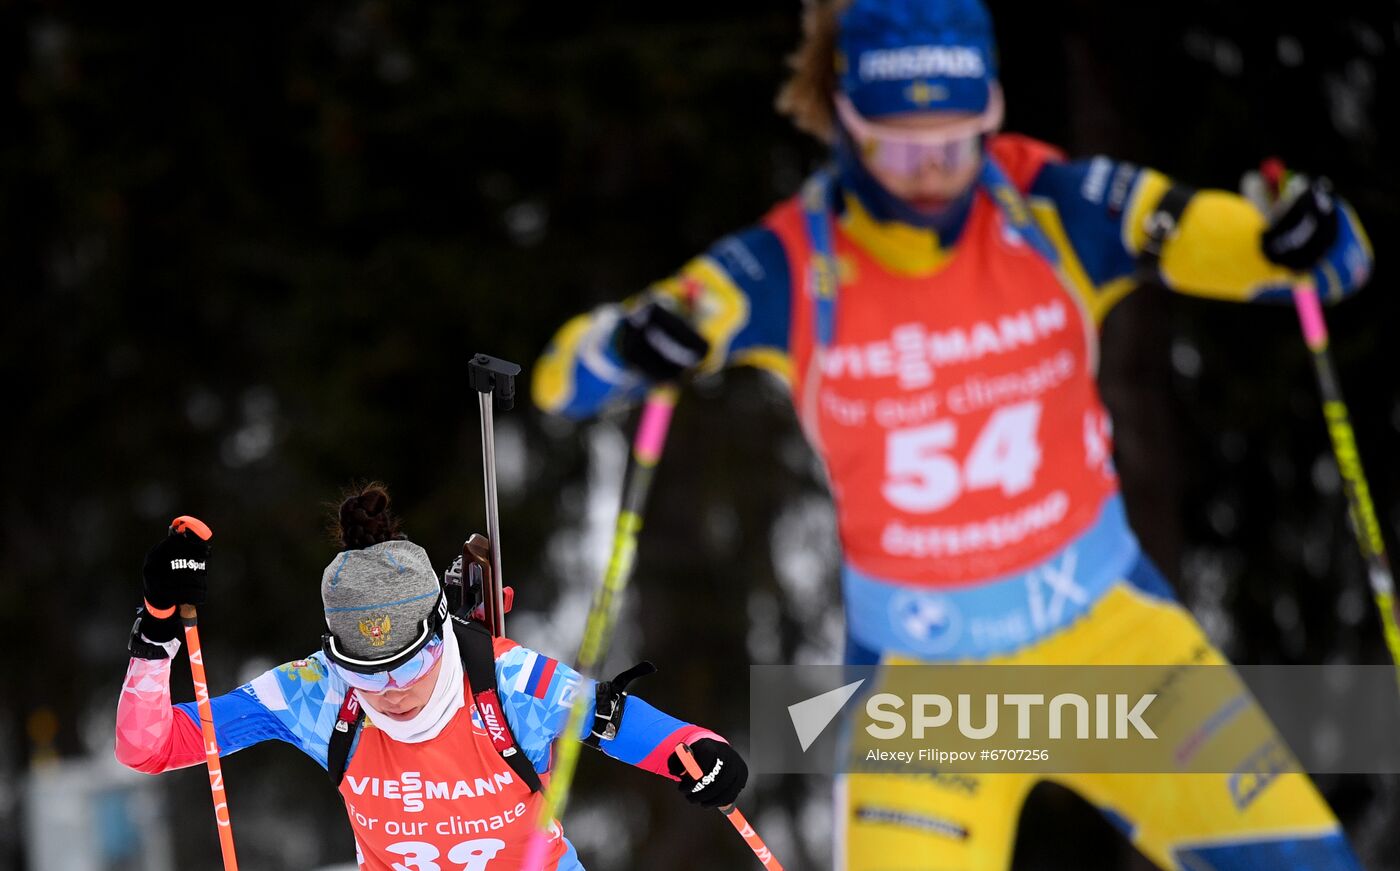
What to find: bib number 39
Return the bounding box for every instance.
[387,838,506,871]
[883,401,1043,513]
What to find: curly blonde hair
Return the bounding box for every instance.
[776,0,853,143]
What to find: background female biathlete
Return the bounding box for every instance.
[531,0,1375,868]
[115,484,746,871]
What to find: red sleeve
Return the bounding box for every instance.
[634,725,725,781]
[114,656,208,774]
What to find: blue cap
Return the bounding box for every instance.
[837,0,998,118]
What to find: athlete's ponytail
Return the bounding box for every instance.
[333,481,404,551]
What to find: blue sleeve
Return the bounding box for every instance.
[494,647,709,776]
[704,225,793,363]
[177,654,346,770]
[495,646,594,773]
[596,695,696,769]
[1029,156,1142,289]
[533,224,795,420]
[1032,158,1374,308]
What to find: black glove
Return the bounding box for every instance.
[1261,178,1339,271]
[615,299,710,382]
[135,529,210,645]
[667,738,748,808]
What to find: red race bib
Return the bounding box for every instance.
[338,681,564,871]
[773,138,1118,585]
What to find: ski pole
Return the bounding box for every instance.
[673,742,784,870]
[170,515,240,871]
[468,353,521,637]
[1259,160,1400,694]
[522,385,681,870]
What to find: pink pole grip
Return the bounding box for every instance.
[1292,280,1329,350]
[634,391,677,465]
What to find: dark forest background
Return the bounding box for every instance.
[3,1,1399,869]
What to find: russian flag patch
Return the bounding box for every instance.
[515,651,559,700]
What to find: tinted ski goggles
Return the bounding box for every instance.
[322,591,450,692]
[834,84,1004,177]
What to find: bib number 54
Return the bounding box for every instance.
[882,401,1043,513]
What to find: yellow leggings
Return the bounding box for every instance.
[837,585,1361,871]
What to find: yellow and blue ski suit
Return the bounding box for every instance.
[534,133,1373,871]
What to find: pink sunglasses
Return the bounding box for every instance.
[835,84,1004,177]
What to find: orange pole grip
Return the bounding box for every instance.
[171,515,213,541]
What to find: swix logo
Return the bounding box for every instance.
[170,558,206,571]
[335,693,361,733]
[858,45,985,82]
[820,302,1069,389]
[476,692,512,752]
[344,769,516,813]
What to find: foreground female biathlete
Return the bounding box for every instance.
[533,0,1374,868]
[115,485,746,870]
